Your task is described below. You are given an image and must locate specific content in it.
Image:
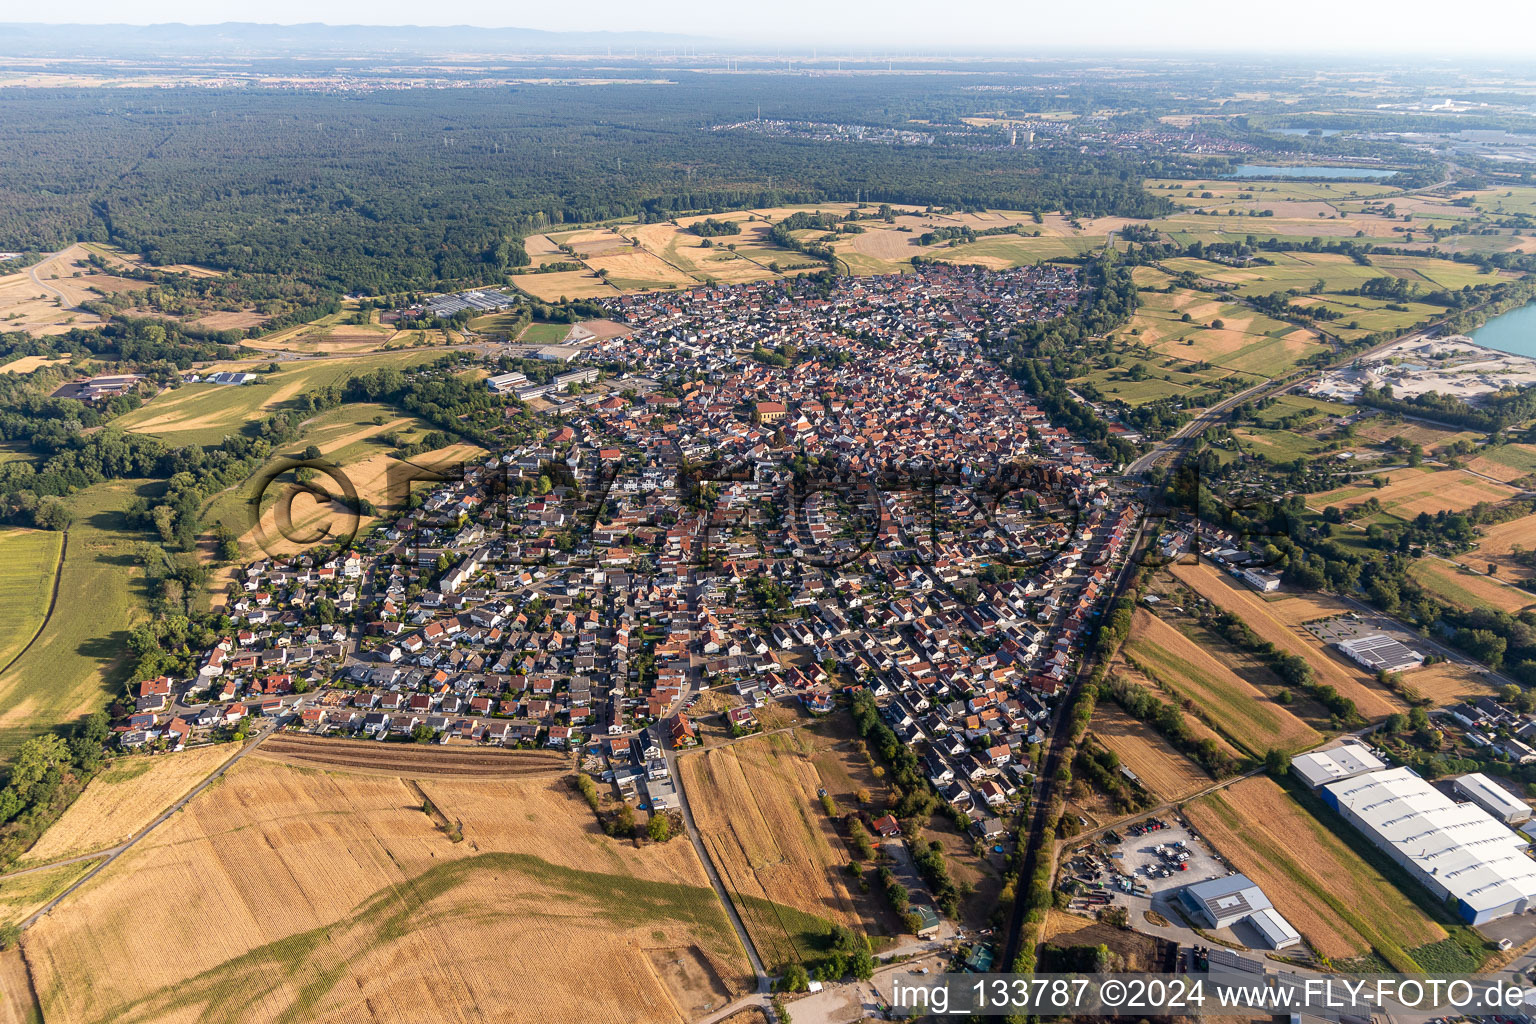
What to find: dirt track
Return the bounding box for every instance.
[252,735,571,778]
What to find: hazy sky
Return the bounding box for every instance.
[25,0,1536,55]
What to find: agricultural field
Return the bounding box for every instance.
[1109,661,1245,761]
[207,439,486,565]
[1185,777,1445,965]
[512,267,623,302]
[1466,514,1536,581]
[1465,443,1536,484]
[0,528,61,673]
[244,321,402,354]
[1399,662,1499,704]
[1122,269,1326,377]
[585,249,700,291]
[0,947,39,1024]
[679,727,892,970]
[0,480,150,765]
[1145,178,1401,209]
[1088,702,1215,800]
[1310,467,1520,522]
[0,354,69,374]
[0,857,101,928]
[623,216,790,284]
[113,349,447,447]
[1407,559,1536,616]
[1125,610,1321,756]
[1351,417,1483,454]
[1167,561,1404,719]
[18,745,237,866]
[0,245,178,336]
[1163,251,1504,302]
[22,759,755,1024]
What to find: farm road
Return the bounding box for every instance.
[13,720,279,931]
[26,258,81,312]
[664,744,773,998]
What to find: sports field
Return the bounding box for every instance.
[23,759,754,1024]
[1125,610,1321,755]
[1185,777,1445,965]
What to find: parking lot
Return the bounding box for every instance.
[1060,815,1231,918]
[1109,817,1226,894]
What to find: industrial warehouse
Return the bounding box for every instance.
[1178,874,1301,949]
[1323,766,1536,924]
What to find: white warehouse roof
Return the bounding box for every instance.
[1325,766,1536,917]
[1455,773,1532,823]
[1292,743,1386,789]
[1247,906,1302,949]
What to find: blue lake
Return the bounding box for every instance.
[1224,164,1398,179]
[1469,300,1536,359]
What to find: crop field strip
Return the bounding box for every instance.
[1087,702,1215,800]
[252,735,571,778]
[1124,609,1322,756]
[0,528,63,673]
[1167,561,1405,720]
[677,729,871,970]
[1408,559,1536,616]
[18,744,237,867]
[0,480,150,763]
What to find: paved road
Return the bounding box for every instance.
[26,258,80,311]
[1125,377,1282,475]
[16,721,280,932]
[664,744,774,998]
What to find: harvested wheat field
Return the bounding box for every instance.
[512,268,619,302]
[1185,777,1443,964]
[0,947,40,1024]
[23,759,753,1024]
[1400,662,1498,705]
[680,729,881,970]
[1125,610,1321,755]
[1089,703,1213,800]
[0,858,101,928]
[1312,467,1518,519]
[231,442,485,560]
[20,745,236,866]
[1170,562,1404,720]
[585,249,698,290]
[1470,515,1536,580]
[0,355,68,374]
